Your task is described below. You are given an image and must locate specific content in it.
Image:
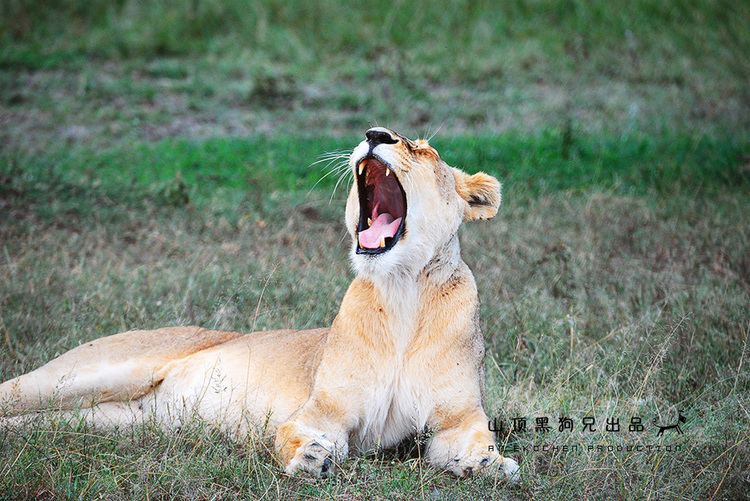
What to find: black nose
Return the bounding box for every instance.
[366,129,398,146]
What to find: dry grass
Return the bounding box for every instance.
[1,178,748,499]
[478,191,749,500]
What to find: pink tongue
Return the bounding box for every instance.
[358,213,402,249]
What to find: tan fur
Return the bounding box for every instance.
[0,127,519,480]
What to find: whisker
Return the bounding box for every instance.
[308,169,338,193]
[337,228,349,247]
[427,123,444,142]
[329,162,353,204]
[308,151,351,193]
[310,150,350,167]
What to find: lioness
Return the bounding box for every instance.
[0,127,519,479]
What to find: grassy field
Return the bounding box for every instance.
[1,1,749,500]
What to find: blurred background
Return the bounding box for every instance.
[1,0,748,149]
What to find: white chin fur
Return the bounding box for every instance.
[349,215,456,283]
[350,242,412,281]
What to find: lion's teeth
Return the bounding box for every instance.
[358,162,365,176]
[368,218,373,226]
[379,236,386,248]
[385,168,391,177]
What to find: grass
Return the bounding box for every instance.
[4,131,747,209]
[1,133,748,500]
[1,0,749,499]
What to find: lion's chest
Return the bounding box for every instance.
[355,356,431,450]
[343,276,460,451]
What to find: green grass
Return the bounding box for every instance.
[1,0,749,499]
[3,131,748,216]
[3,0,749,83]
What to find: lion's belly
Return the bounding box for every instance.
[146,329,324,437]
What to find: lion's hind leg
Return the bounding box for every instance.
[0,398,151,431]
[0,326,243,418]
[0,354,160,418]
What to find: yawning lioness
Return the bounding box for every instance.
[0,127,519,480]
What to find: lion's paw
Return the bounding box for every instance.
[285,438,338,479]
[499,456,521,483]
[447,451,520,482]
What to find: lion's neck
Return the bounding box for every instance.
[372,231,461,291]
[419,232,462,285]
[370,233,464,347]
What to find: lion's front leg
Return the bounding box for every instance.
[274,394,353,478]
[275,421,347,478]
[427,409,520,480]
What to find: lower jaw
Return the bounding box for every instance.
[355,222,405,255]
[356,243,394,255]
[356,233,403,254]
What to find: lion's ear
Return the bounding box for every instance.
[452,168,502,221]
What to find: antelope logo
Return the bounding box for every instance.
[653,412,686,436]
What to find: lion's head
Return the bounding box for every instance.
[345,127,501,279]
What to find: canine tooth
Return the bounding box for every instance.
[379,236,386,248]
[368,218,373,226]
[386,167,391,177]
[358,162,365,175]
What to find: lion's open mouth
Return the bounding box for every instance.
[356,157,407,254]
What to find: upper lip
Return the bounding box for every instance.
[355,155,407,255]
